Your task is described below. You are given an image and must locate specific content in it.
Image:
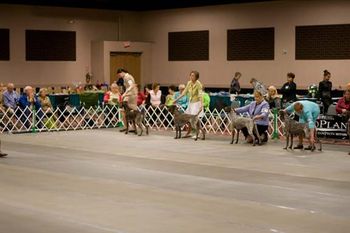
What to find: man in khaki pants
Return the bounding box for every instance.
[116,68,138,132]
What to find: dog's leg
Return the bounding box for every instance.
[231,128,235,144]
[125,118,129,134]
[199,120,205,140]
[289,134,293,149]
[137,120,143,136]
[133,120,137,135]
[194,121,199,141]
[283,133,288,150]
[236,129,240,144]
[254,123,261,145]
[174,124,178,139]
[144,116,149,135]
[315,129,322,151]
[249,123,256,146]
[179,125,182,139]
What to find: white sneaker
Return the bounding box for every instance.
[191,135,197,139]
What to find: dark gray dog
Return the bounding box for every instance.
[122,101,149,136]
[225,107,260,146]
[167,105,205,141]
[279,110,322,151]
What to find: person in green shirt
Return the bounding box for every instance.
[174,70,203,116]
[174,71,204,138]
[202,86,210,112]
[165,85,176,107]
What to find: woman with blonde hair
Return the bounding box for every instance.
[234,90,270,143]
[266,85,281,109]
[38,88,53,113]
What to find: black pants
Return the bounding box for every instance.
[241,124,268,142]
[322,97,332,115]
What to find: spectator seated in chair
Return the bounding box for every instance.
[38,88,57,129]
[266,85,281,110]
[136,84,146,106]
[2,83,19,114]
[174,84,189,112]
[336,89,350,115]
[103,83,121,126]
[18,86,42,129]
[165,85,176,107]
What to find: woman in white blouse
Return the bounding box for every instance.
[149,83,162,107]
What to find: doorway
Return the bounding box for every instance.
[110,52,142,85]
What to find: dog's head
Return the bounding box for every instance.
[279,110,295,122]
[121,101,128,109]
[224,106,232,113]
[167,105,178,114]
[279,110,290,121]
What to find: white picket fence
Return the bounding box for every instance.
[0,105,285,137]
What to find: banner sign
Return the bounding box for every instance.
[316,115,348,139]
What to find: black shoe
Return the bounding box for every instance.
[304,145,315,151]
[293,144,304,149]
[0,152,8,157]
[119,128,126,132]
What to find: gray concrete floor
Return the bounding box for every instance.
[0,129,350,233]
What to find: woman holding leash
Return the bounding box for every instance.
[174,71,203,137]
[234,90,270,144]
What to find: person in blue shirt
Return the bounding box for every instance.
[2,83,19,112]
[235,90,270,143]
[174,84,189,112]
[18,86,42,128]
[284,100,320,150]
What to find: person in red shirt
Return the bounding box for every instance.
[336,89,350,114]
[136,84,146,106]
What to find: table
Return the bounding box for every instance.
[49,92,104,109]
[209,93,254,110]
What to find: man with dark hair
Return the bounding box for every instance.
[116,68,126,90]
[117,68,138,132]
[281,72,297,105]
[229,72,242,94]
